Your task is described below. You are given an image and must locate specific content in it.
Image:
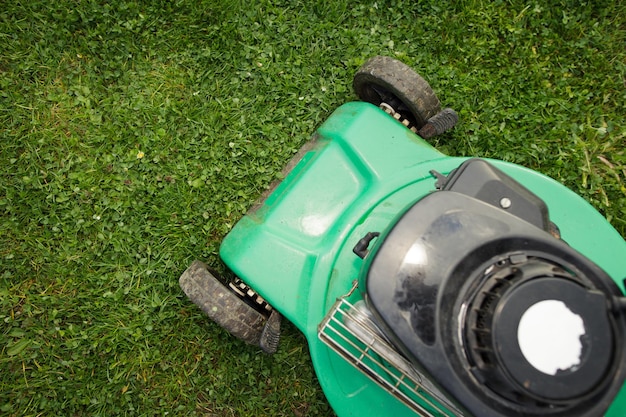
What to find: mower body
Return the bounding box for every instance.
[218,102,626,416]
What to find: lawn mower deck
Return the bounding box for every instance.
[180,57,626,416]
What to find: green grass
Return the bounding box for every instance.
[1,0,625,415]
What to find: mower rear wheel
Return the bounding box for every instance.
[353,56,441,129]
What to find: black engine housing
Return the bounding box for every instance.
[360,159,626,416]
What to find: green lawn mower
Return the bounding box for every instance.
[180,56,626,417]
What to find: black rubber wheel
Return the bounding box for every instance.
[179,260,266,346]
[353,56,441,129]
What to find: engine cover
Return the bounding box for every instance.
[361,159,626,416]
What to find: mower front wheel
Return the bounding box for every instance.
[179,260,267,347]
[353,55,441,129]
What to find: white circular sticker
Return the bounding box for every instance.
[517,300,585,375]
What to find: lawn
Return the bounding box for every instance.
[1,0,625,416]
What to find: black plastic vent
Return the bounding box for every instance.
[463,254,615,409]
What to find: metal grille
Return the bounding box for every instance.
[318,293,464,417]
